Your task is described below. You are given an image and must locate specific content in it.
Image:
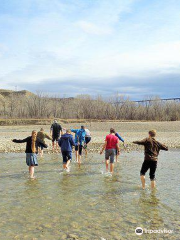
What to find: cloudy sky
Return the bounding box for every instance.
[0,0,180,99]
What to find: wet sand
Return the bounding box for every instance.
[0,121,179,153]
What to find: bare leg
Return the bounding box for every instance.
[63,164,66,169]
[151,180,156,189]
[78,155,81,168]
[55,142,58,152]
[116,155,118,162]
[140,175,145,189]
[110,163,114,173]
[41,149,43,157]
[85,148,87,156]
[106,160,109,172]
[75,151,78,162]
[29,166,35,179]
[52,141,55,152]
[66,160,70,169]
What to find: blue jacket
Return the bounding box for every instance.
[115,133,124,143]
[58,134,75,152]
[71,129,86,145]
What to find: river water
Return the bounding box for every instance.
[0,151,179,240]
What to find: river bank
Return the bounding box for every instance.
[0,121,179,153]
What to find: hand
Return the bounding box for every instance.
[117,150,120,155]
[100,150,103,155]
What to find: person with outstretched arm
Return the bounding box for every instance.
[37,128,52,157]
[71,126,86,167]
[58,129,75,172]
[133,130,168,189]
[100,128,120,174]
[12,130,48,179]
[115,132,125,162]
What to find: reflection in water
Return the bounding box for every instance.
[138,190,164,230]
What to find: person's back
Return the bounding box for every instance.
[133,130,168,189]
[106,134,118,150]
[59,133,75,152]
[134,137,168,161]
[71,128,86,145]
[51,122,62,136]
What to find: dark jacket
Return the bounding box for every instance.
[50,123,62,137]
[13,136,48,153]
[133,137,168,161]
[58,133,75,152]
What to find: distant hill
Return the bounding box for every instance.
[0,89,35,98]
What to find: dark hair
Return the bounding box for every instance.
[110,128,115,134]
[81,126,85,130]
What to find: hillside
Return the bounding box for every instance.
[0,89,35,98]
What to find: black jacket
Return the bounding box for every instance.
[13,136,48,153]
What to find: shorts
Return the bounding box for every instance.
[52,135,60,142]
[75,145,83,155]
[26,153,38,166]
[85,137,91,144]
[40,146,44,150]
[140,160,157,181]
[62,151,72,164]
[105,149,116,163]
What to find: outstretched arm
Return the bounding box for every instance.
[12,138,28,143]
[115,133,124,143]
[71,129,78,134]
[133,138,147,145]
[37,138,48,148]
[158,142,168,151]
[45,133,52,141]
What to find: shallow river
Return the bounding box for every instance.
[0,151,180,240]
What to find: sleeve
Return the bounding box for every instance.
[50,124,53,130]
[45,133,52,140]
[82,132,86,142]
[58,138,62,147]
[37,138,48,148]
[70,136,75,146]
[12,137,29,143]
[115,133,124,142]
[59,125,62,131]
[158,142,168,151]
[71,129,77,133]
[133,138,147,145]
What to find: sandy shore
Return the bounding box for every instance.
[0,121,179,153]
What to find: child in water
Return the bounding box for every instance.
[12,130,48,179]
[58,129,75,172]
[133,130,168,189]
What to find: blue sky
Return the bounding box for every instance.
[0,0,180,99]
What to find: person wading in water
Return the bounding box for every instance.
[12,130,48,179]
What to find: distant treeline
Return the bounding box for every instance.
[0,92,180,121]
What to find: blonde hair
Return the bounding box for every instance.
[66,129,71,134]
[149,130,156,137]
[31,130,37,153]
